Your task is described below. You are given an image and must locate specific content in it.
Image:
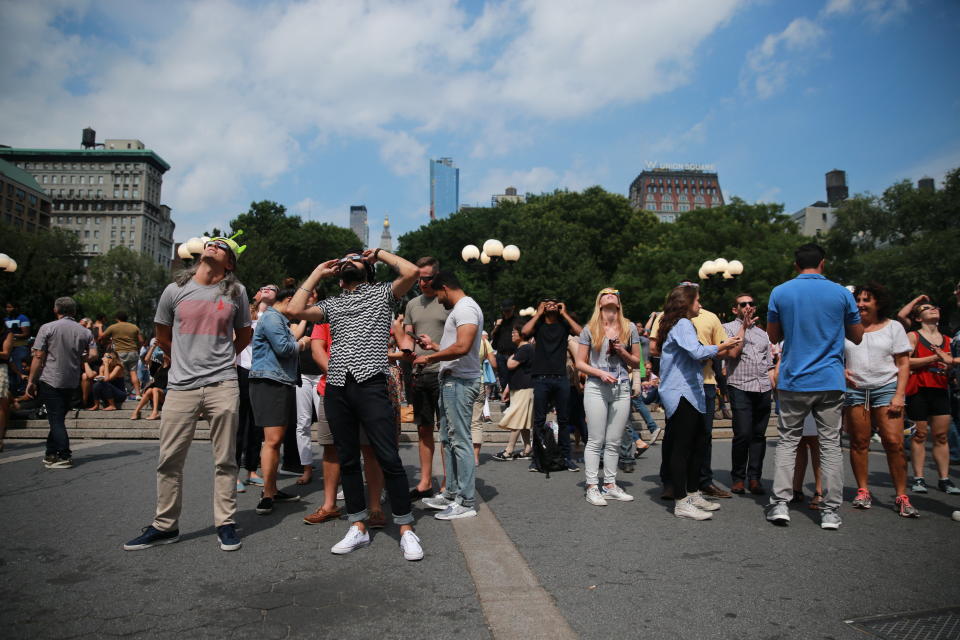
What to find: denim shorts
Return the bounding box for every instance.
[844,381,897,409]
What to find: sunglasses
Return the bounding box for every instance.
[337,254,365,264]
[205,239,230,252]
[677,282,700,289]
[259,286,278,293]
[599,288,620,296]
[419,275,435,283]
[541,298,560,304]
[916,304,938,313]
[737,301,756,308]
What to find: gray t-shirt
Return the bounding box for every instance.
[155,279,251,391]
[578,324,641,382]
[33,317,93,388]
[404,294,450,374]
[438,296,484,379]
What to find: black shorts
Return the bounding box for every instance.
[249,378,297,428]
[411,370,440,428]
[906,386,951,420]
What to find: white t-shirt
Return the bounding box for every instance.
[438,296,483,379]
[843,320,911,389]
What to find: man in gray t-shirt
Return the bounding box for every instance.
[125,234,252,553]
[414,271,483,519]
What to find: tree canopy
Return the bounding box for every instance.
[75,246,169,328]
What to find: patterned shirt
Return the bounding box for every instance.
[315,281,398,386]
[722,319,773,393]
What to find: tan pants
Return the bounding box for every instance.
[153,379,239,530]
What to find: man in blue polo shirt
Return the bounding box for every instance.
[765,243,862,530]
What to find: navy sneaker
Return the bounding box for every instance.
[565,459,580,472]
[123,526,180,551]
[217,524,242,551]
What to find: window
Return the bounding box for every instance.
[661,202,674,212]
[679,204,690,212]
[42,175,48,184]
[70,175,77,184]
[28,194,37,205]
[132,190,139,198]
[66,216,72,224]
[97,189,103,197]
[92,244,99,252]
[80,176,86,184]
[123,190,129,198]
[114,189,120,198]
[95,216,102,224]
[822,212,828,222]
[85,230,90,238]
[98,176,104,184]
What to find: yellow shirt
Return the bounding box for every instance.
[650,309,726,385]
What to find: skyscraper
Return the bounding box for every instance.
[349,205,368,246]
[429,157,459,220]
[379,215,392,252]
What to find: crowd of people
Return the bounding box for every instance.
[2,239,959,561]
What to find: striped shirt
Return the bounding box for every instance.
[315,282,398,387]
[722,319,773,393]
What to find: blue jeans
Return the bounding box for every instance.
[9,345,29,394]
[40,382,75,459]
[532,375,572,462]
[439,376,481,508]
[698,384,717,487]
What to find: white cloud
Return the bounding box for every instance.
[822,0,910,25]
[742,17,826,99]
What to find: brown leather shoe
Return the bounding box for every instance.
[730,481,746,494]
[661,486,674,500]
[303,506,342,525]
[701,484,733,499]
[748,480,766,495]
[368,510,387,529]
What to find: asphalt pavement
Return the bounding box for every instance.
[1,438,958,640]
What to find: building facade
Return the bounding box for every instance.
[379,215,392,252]
[0,135,174,269]
[790,169,850,236]
[349,205,369,246]
[492,186,525,207]
[0,158,52,232]
[628,167,724,223]
[430,157,459,220]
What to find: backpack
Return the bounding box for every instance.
[532,420,566,477]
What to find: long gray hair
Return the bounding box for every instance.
[175,263,242,298]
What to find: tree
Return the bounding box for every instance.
[75,246,169,328]
[0,223,85,325]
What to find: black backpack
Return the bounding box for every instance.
[532,421,567,477]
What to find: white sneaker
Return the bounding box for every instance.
[422,494,456,510]
[400,530,424,561]
[689,491,720,511]
[648,427,663,444]
[336,489,344,501]
[674,496,713,520]
[434,503,478,520]
[585,486,608,506]
[601,484,635,502]
[330,525,370,555]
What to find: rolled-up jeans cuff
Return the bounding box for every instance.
[347,508,369,523]
[392,511,415,525]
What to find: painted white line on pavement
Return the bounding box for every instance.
[452,496,577,640]
[0,440,115,465]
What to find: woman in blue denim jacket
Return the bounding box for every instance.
[250,287,302,515]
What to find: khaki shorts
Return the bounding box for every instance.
[316,396,370,446]
[470,388,485,445]
[117,350,139,372]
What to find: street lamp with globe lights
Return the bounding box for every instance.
[461,239,520,324]
[698,257,744,318]
[0,253,18,274]
[176,236,211,265]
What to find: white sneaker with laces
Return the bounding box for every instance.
[585,486,608,506]
[689,491,720,511]
[400,531,424,561]
[601,484,635,502]
[422,494,456,510]
[674,496,713,520]
[435,504,478,520]
[331,525,370,555]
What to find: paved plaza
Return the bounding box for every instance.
[1,438,958,639]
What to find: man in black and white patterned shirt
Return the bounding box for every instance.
[288,248,423,561]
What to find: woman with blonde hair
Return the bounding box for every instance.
[574,287,642,506]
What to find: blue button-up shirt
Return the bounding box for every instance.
[658,318,719,418]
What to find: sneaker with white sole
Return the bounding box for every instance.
[601,484,634,502]
[674,496,712,520]
[331,525,370,555]
[336,488,345,501]
[820,508,842,530]
[586,486,608,506]
[766,501,791,524]
[911,477,928,493]
[422,494,456,510]
[851,488,872,509]
[400,530,424,561]
[434,504,477,520]
[689,491,720,511]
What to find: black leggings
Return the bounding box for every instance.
[667,398,707,500]
[235,366,263,472]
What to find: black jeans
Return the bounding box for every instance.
[495,353,512,392]
[40,382,76,459]
[324,373,414,524]
[532,375,572,461]
[235,366,263,472]
[667,397,707,500]
[698,384,717,488]
[729,387,772,482]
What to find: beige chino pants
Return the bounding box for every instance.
[153,379,240,531]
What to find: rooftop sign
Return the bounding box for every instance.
[645,161,716,172]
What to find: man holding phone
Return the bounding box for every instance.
[522,297,583,471]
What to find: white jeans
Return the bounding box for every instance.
[295,374,321,466]
[583,378,632,486]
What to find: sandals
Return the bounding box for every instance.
[808,492,823,510]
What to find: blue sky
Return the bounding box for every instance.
[2,0,958,245]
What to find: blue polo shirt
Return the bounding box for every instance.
[768,273,859,392]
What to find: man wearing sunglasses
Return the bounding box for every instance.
[722,293,774,495]
[125,234,252,552]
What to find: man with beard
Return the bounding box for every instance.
[287,248,425,561]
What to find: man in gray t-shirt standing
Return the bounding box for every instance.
[26,296,92,469]
[415,271,483,520]
[124,235,252,553]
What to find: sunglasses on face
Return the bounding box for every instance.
[205,240,230,252]
[260,286,278,293]
[737,301,756,308]
[599,288,620,296]
[677,282,700,289]
[337,254,365,264]
[419,274,435,283]
[916,305,938,313]
[542,299,559,304]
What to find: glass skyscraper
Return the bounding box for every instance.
[430,157,459,220]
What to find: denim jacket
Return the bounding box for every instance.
[250,307,299,385]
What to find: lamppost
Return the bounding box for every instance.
[698,258,744,318]
[0,253,18,273]
[461,239,520,324]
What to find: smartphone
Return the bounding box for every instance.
[405,331,426,347]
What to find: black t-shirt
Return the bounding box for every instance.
[299,322,323,376]
[491,316,523,354]
[531,318,571,376]
[508,343,534,390]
